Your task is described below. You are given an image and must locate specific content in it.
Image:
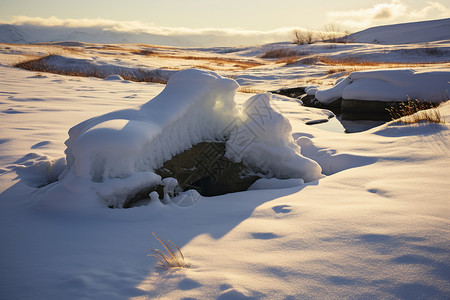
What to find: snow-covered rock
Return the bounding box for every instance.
[57,69,322,207]
[60,68,239,206]
[315,69,450,104]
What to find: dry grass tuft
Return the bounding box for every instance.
[326,67,360,75]
[318,56,380,66]
[387,99,445,124]
[261,48,298,59]
[148,232,191,269]
[154,54,262,69]
[260,49,310,66]
[132,49,156,56]
[238,86,265,94]
[261,49,309,61]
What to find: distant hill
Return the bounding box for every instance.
[1,18,449,46]
[348,18,450,44]
[0,24,34,44]
[0,24,266,47]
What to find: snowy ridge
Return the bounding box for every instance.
[348,18,450,44]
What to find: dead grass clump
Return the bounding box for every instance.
[278,56,300,65]
[326,67,359,75]
[132,49,156,56]
[387,99,445,124]
[155,54,262,69]
[261,49,310,66]
[61,46,84,54]
[149,232,190,269]
[318,56,380,66]
[238,86,265,93]
[261,48,299,59]
[121,70,168,84]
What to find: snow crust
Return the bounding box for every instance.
[315,69,450,104]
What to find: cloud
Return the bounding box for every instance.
[4,15,305,38]
[326,0,450,29]
[1,16,332,46]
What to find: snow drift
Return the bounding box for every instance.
[315,69,450,104]
[226,93,322,182]
[348,18,450,44]
[56,69,322,207]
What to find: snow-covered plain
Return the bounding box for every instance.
[1,19,450,299]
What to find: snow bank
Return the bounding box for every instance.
[348,18,450,44]
[30,55,176,83]
[59,68,239,206]
[225,93,322,182]
[315,69,450,104]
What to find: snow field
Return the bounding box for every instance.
[0,65,449,299]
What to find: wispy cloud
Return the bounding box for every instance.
[5,15,304,38]
[327,0,450,29]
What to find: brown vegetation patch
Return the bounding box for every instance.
[14,55,168,84]
[153,54,263,69]
[238,86,266,94]
[387,99,445,124]
[318,56,450,67]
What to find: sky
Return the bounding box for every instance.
[0,0,449,35]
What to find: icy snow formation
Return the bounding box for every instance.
[59,69,238,206]
[226,93,322,182]
[57,69,322,207]
[315,69,450,104]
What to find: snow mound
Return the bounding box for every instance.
[315,69,450,104]
[225,93,322,182]
[45,69,324,207]
[348,18,450,44]
[22,55,176,83]
[59,68,238,206]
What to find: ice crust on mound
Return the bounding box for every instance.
[226,93,322,182]
[315,69,450,104]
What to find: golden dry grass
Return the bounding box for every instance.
[148,232,190,269]
[318,56,450,68]
[326,67,360,75]
[261,49,310,66]
[387,99,445,124]
[238,86,266,93]
[153,54,263,69]
[260,48,299,59]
